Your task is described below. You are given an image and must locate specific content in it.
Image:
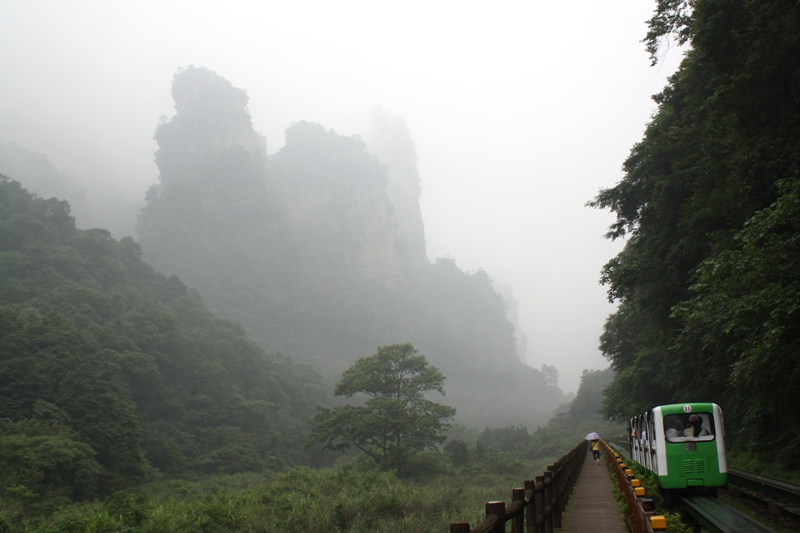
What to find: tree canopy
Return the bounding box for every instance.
[0,176,327,503]
[590,0,800,467]
[306,344,456,471]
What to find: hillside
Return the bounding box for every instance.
[0,176,327,501]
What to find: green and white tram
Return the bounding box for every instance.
[628,403,727,491]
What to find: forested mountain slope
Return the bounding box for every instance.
[0,141,143,238]
[476,368,624,460]
[137,66,566,429]
[590,0,800,469]
[0,141,92,227]
[0,176,327,501]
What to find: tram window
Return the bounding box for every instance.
[664,413,715,442]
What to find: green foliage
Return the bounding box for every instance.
[477,426,531,455]
[727,450,800,484]
[643,0,694,66]
[0,175,328,501]
[670,177,800,464]
[0,141,93,229]
[307,344,456,473]
[618,459,694,533]
[0,461,557,532]
[443,439,470,466]
[0,415,101,503]
[589,0,800,468]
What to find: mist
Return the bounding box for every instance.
[0,0,682,392]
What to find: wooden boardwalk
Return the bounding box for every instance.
[556,449,629,532]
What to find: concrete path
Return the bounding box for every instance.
[556,450,629,532]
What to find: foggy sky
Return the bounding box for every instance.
[0,0,683,392]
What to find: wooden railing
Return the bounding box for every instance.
[449,440,588,533]
[602,441,666,533]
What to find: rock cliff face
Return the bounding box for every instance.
[146,67,416,288]
[270,120,415,288]
[367,108,427,273]
[153,66,267,187]
[137,66,566,429]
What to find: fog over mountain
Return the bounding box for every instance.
[135,66,566,428]
[0,0,684,391]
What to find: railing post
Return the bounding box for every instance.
[535,475,546,533]
[556,462,566,525]
[547,465,562,528]
[512,487,525,533]
[450,440,596,533]
[543,471,553,533]
[525,479,537,533]
[486,501,505,533]
[567,441,585,497]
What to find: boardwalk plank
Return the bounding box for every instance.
[556,450,628,532]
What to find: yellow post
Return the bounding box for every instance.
[650,515,667,532]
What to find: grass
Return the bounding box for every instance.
[2,455,555,533]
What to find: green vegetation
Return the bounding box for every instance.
[608,458,691,533]
[589,0,800,472]
[5,0,800,528]
[0,141,93,229]
[0,458,558,533]
[0,176,327,507]
[0,175,614,530]
[307,344,456,473]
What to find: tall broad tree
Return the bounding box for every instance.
[306,343,455,470]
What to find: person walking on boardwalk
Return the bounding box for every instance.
[591,439,601,464]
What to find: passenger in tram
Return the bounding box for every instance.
[683,414,709,437]
[665,418,684,439]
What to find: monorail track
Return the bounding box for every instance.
[681,495,777,533]
[727,467,800,518]
[609,441,797,532]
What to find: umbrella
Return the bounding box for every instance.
[585,432,601,441]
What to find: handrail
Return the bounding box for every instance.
[602,440,667,533]
[449,440,587,533]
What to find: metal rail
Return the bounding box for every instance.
[728,467,800,513]
[609,440,630,458]
[681,496,777,533]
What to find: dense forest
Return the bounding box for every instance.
[590,0,800,470]
[0,176,328,501]
[137,66,566,430]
